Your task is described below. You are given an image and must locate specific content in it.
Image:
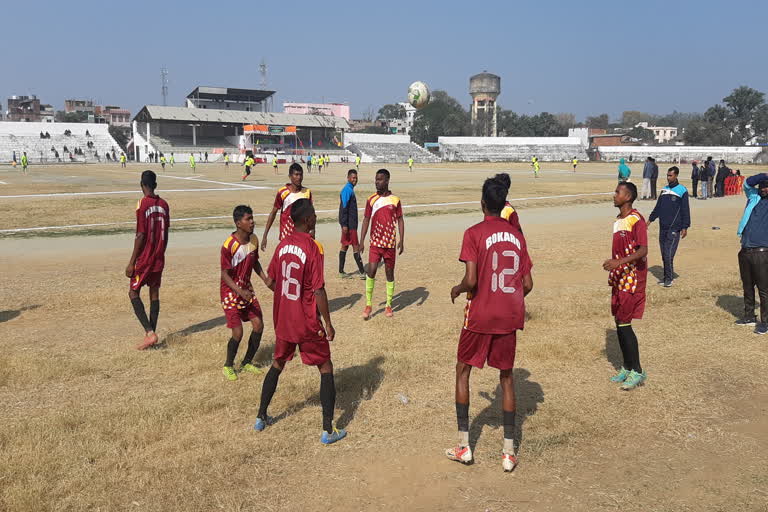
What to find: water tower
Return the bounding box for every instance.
[470,72,501,137]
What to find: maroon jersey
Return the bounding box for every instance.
[608,209,648,293]
[135,195,170,272]
[220,233,260,310]
[267,231,326,343]
[364,192,402,248]
[274,185,312,240]
[501,201,523,233]
[459,216,532,334]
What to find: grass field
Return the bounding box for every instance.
[1,160,767,511]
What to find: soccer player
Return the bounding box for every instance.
[572,156,578,172]
[494,173,523,232]
[242,155,255,181]
[355,154,361,171]
[189,153,196,171]
[446,176,533,471]
[318,155,324,174]
[407,155,414,172]
[169,152,175,167]
[603,181,648,391]
[20,152,28,175]
[254,198,346,444]
[307,153,313,173]
[531,155,540,178]
[261,163,312,251]
[224,153,230,167]
[120,152,127,168]
[125,171,170,350]
[339,169,366,278]
[359,169,405,319]
[220,205,269,381]
[272,154,279,175]
[160,154,166,171]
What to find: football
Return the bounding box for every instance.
[407,81,430,109]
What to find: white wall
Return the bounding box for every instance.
[0,121,111,136]
[596,145,765,164]
[344,133,411,145]
[438,136,584,146]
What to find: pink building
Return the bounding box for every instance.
[283,102,350,120]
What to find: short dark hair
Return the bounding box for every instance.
[494,172,511,191]
[289,163,303,175]
[233,204,253,223]
[668,166,680,175]
[347,169,358,177]
[618,181,638,202]
[141,170,157,189]
[291,198,314,224]
[376,168,390,179]
[482,177,507,214]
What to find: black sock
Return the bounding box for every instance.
[503,410,516,439]
[339,250,347,274]
[456,402,469,432]
[353,252,365,274]
[242,330,262,365]
[258,366,282,418]
[149,300,160,331]
[131,297,152,332]
[225,337,240,367]
[620,325,642,373]
[616,325,631,369]
[320,373,336,433]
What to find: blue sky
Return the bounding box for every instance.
[2,0,766,121]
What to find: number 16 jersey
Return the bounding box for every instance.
[459,215,533,334]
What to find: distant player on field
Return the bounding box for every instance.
[338,169,366,278]
[446,176,533,471]
[160,154,166,171]
[572,156,578,172]
[224,153,230,167]
[125,171,170,350]
[307,153,313,173]
[318,155,324,174]
[272,154,279,175]
[120,152,127,168]
[531,155,540,178]
[494,172,523,232]
[21,152,28,175]
[603,181,648,390]
[220,205,269,381]
[261,163,312,251]
[189,153,196,171]
[254,198,346,444]
[359,169,405,319]
[169,152,175,167]
[355,154,361,171]
[242,155,255,181]
[408,155,414,172]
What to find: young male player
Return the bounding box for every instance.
[531,156,540,178]
[272,154,279,175]
[339,169,366,278]
[317,155,324,174]
[603,181,648,390]
[307,153,313,173]
[494,173,523,232]
[407,155,414,172]
[21,152,28,175]
[160,154,166,171]
[169,152,175,167]
[189,153,196,171]
[220,205,269,381]
[261,163,312,251]
[125,170,170,350]
[359,169,405,319]
[224,153,230,167]
[120,152,127,168]
[254,198,346,444]
[572,157,578,172]
[242,155,255,181]
[355,154,361,171]
[446,176,533,471]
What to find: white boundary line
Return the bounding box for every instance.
[0,192,612,233]
[0,187,268,199]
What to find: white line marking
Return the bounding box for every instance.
[0,192,612,233]
[0,181,7,185]
[0,187,268,199]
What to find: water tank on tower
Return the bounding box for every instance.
[470,72,501,137]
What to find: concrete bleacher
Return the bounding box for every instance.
[146,134,238,161]
[344,133,439,163]
[0,122,122,163]
[595,145,766,164]
[439,137,587,162]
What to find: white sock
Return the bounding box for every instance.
[458,431,469,447]
[503,438,514,454]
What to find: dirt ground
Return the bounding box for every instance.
[1,162,767,511]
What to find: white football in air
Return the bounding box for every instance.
[408,81,430,109]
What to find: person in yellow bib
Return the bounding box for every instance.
[355,155,361,171]
[21,152,29,175]
[243,155,255,181]
[407,156,414,172]
[272,155,278,175]
[572,157,578,173]
[169,153,175,167]
[189,153,196,171]
[318,155,324,174]
[160,154,166,171]
[531,156,540,178]
[120,153,127,168]
[224,153,230,167]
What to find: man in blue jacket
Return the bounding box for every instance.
[736,173,768,334]
[338,169,366,278]
[649,166,690,287]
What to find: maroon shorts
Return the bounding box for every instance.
[223,300,263,328]
[369,245,396,270]
[611,290,645,324]
[274,337,330,366]
[341,228,359,247]
[130,270,162,291]
[458,329,517,370]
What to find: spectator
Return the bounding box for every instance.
[204,151,208,163]
[54,150,60,162]
[691,161,699,198]
[618,158,631,182]
[85,129,90,137]
[736,172,768,334]
[705,156,716,199]
[40,131,45,139]
[649,166,690,287]
[715,160,731,197]
[698,158,710,200]
[45,131,50,138]
[112,149,116,161]
[106,152,111,162]
[650,158,659,199]
[641,157,653,199]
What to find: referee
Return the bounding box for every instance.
[736,172,768,335]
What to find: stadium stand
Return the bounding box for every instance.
[595,145,766,164]
[344,133,439,163]
[439,136,587,162]
[0,122,121,163]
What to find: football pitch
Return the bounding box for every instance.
[1,161,767,511]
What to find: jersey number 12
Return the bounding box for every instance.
[491,250,519,294]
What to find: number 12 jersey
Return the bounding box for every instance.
[459,215,533,334]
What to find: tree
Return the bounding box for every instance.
[621,110,653,128]
[497,110,567,137]
[377,103,406,120]
[410,90,470,145]
[684,86,768,145]
[586,114,609,130]
[554,112,576,131]
[655,111,701,130]
[724,86,765,143]
[55,111,88,123]
[625,126,655,143]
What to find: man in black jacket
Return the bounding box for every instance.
[650,158,659,199]
[339,169,366,278]
[649,166,691,287]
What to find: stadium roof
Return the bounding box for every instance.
[187,87,275,103]
[133,105,350,130]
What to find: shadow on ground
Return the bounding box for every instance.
[716,294,745,319]
[603,328,623,370]
[372,286,429,317]
[0,305,41,323]
[468,369,544,452]
[330,293,362,313]
[648,265,678,282]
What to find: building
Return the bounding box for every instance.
[64,99,96,115]
[6,95,43,122]
[97,106,131,126]
[589,133,636,147]
[470,72,501,137]
[186,86,274,112]
[380,102,417,135]
[283,102,350,121]
[635,122,679,144]
[40,104,54,123]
